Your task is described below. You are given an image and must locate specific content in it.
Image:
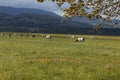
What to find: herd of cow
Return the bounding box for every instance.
[0,33,87,42]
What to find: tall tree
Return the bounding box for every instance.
[37,0,120,30]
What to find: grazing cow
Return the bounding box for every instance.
[90,36,94,40]
[41,34,44,37]
[20,34,23,37]
[46,35,52,40]
[71,35,75,39]
[67,35,75,39]
[32,34,36,38]
[1,33,4,37]
[75,37,85,42]
[26,34,29,37]
[8,33,11,37]
[13,33,17,36]
[67,35,71,38]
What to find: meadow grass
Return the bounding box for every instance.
[0,34,120,80]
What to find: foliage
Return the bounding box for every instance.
[37,0,120,27]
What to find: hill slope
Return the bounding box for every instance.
[0,6,120,35]
[0,13,91,34]
[0,6,59,16]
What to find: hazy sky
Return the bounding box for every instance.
[0,0,65,15]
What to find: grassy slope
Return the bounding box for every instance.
[0,34,120,80]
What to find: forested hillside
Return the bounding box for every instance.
[0,6,120,35]
[0,12,92,33]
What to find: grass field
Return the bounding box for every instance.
[0,33,120,80]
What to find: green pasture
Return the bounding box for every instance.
[0,33,120,80]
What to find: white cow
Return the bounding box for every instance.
[1,33,4,37]
[67,35,75,39]
[67,35,71,38]
[46,35,52,40]
[90,36,94,40]
[75,37,85,42]
[41,34,44,37]
[13,33,17,36]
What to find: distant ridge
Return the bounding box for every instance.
[0,6,120,35]
[0,6,60,16]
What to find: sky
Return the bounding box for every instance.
[0,0,65,15]
[0,0,119,20]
